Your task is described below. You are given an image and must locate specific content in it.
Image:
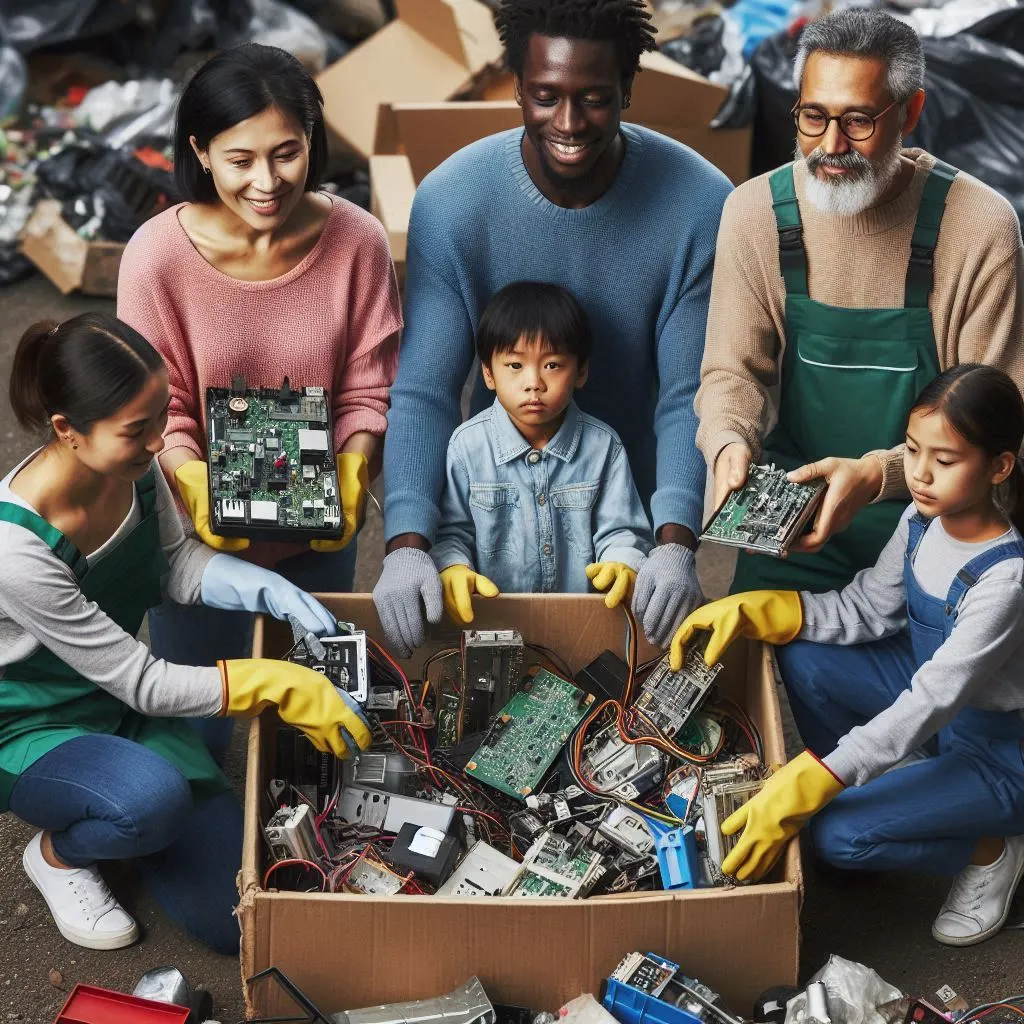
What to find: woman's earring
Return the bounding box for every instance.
[67,435,78,450]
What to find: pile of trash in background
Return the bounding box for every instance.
[51,949,1024,1024]
[0,0,1022,295]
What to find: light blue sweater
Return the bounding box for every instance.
[382,125,732,543]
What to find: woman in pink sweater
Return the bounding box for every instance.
[117,44,402,758]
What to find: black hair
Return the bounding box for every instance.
[9,312,164,435]
[476,281,592,366]
[495,0,656,85]
[911,364,1024,532]
[173,42,328,203]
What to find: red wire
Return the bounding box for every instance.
[263,858,327,891]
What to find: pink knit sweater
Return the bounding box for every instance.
[116,195,402,568]
[117,195,402,460]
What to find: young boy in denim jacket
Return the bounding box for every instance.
[431,281,654,623]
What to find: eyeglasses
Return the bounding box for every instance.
[791,98,900,142]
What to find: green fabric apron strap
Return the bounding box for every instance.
[732,160,953,595]
[905,159,957,308]
[0,468,228,811]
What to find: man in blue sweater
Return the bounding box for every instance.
[373,0,733,656]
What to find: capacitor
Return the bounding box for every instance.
[228,396,249,418]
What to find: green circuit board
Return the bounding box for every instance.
[465,667,595,799]
[206,379,343,543]
[700,463,825,557]
[505,832,604,898]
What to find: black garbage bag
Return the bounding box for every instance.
[0,0,138,53]
[660,15,728,80]
[750,11,1024,222]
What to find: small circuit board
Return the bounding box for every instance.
[206,376,342,543]
[700,463,825,557]
[699,754,765,883]
[504,831,605,899]
[465,667,595,799]
[633,633,722,740]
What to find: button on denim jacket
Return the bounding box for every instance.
[431,399,654,594]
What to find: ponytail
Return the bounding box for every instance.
[7,312,164,436]
[9,319,60,431]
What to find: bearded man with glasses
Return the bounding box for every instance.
[695,7,1024,595]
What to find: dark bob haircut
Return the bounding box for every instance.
[476,281,592,366]
[173,42,328,203]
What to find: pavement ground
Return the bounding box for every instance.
[0,275,1021,1022]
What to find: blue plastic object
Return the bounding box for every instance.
[602,953,703,1024]
[639,816,702,890]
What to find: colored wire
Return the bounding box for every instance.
[961,1000,1024,1023]
[263,858,327,892]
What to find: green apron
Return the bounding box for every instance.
[731,160,955,594]
[0,468,229,811]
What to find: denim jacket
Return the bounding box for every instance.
[431,399,654,594]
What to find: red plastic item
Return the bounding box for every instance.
[54,983,190,1024]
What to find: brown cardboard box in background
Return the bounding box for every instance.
[239,595,800,1021]
[315,0,503,162]
[19,198,124,298]
[369,154,416,286]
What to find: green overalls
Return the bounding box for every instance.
[0,468,228,811]
[731,159,956,594]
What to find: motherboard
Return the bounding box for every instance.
[205,377,343,543]
[633,633,722,740]
[700,463,825,557]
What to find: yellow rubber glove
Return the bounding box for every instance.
[585,562,638,609]
[670,590,802,670]
[720,751,844,882]
[311,452,369,552]
[219,659,372,759]
[439,565,500,624]
[175,460,249,552]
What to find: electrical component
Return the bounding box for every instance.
[701,462,825,557]
[335,977,496,1024]
[343,750,419,795]
[435,841,521,897]
[580,720,664,800]
[346,860,405,896]
[575,649,631,704]
[633,634,722,739]
[465,667,594,799]
[337,786,456,835]
[264,804,325,866]
[597,806,655,860]
[286,630,369,703]
[389,824,461,887]
[699,754,765,883]
[504,831,604,899]
[206,377,341,542]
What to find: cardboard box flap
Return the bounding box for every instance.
[396,0,502,75]
[18,198,88,294]
[387,100,522,183]
[630,51,727,128]
[370,155,416,262]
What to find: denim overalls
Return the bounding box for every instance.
[777,515,1024,874]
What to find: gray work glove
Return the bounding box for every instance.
[372,548,444,658]
[631,543,705,649]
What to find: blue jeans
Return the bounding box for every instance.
[9,733,243,954]
[149,542,358,762]
[778,636,1024,875]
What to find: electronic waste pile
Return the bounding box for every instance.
[262,608,772,898]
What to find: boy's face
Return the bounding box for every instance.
[482,334,588,446]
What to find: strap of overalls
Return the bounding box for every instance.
[904,159,958,309]
[0,503,88,580]
[0,469,157,584]
[769,165,808,297]
[906,512,930,562]
[943,536,1024,627]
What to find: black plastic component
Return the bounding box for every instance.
[388,822,460,887]
[575,650,630,704]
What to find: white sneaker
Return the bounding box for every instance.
[22,832,139,950]
[932,835,1024,946]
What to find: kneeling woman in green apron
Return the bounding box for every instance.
[0,312,370,954]
[672,365,1024,946]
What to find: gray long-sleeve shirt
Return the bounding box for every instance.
[799,505,1024,787]
[0,453,223,718]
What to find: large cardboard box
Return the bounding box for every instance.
[240,595,800,1021]
[316,0,503,162]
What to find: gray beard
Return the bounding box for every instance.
[799,135,904,217]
